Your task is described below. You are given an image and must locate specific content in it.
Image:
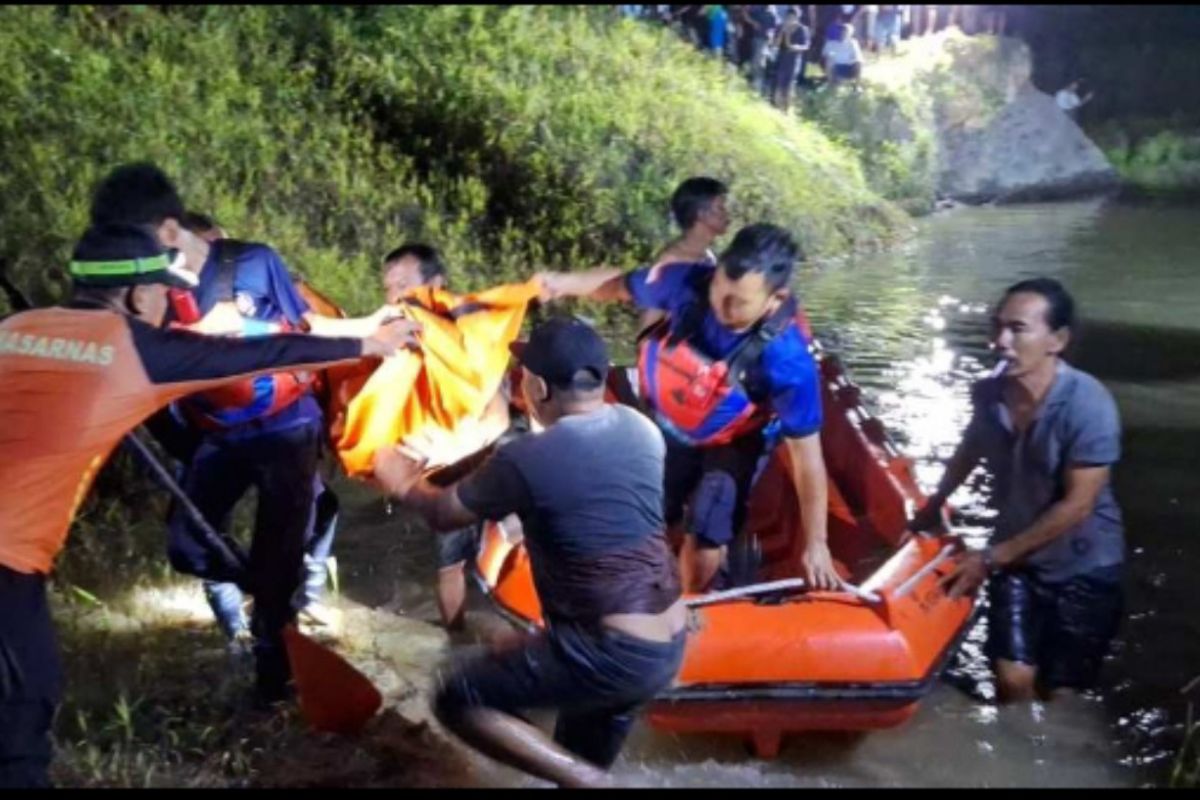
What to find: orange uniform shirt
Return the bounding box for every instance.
[0,306,365,575]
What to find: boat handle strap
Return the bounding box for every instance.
[685,576,881,609]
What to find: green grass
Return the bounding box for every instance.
[49,467,477,788]
[0,5,907,320]
[1096,127,1200,200]
[1171,676,1200,788]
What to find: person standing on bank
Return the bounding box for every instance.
[772,8,811,112]
[167,211,345,647]
[910,278,1126,702]
[0,162,418,788]
[114,169,405,702]
[373,316,686,788]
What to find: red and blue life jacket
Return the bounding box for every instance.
[637,276,809,448]
[172,240,311,431]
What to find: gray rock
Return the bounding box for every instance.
[937,84,1120,204]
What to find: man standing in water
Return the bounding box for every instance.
[373,316,686,788]
[911,278,1125,702]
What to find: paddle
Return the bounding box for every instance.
[123,430,249,581]
[125,428,383,733]
[3,264,380,731]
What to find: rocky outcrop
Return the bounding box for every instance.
[937,84,1121,204]
[807,31,1121,210]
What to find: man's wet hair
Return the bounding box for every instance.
[671,177,728,231]
[383,242,447,285]
[718,223,801,293]
[89,162,185,227]
[181,211,220,235]
[1002,277,1076,331]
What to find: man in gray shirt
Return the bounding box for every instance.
[911,278,1124,703]
[373,316,686,788]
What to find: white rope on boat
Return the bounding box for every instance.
[685,575,880,609]
[891,543,959,599]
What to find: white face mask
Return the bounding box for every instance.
[165,248,199,288]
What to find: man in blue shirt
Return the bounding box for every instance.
[708,5,729,56]
[150,208,398,702]
[539,223,839,593]
[163,214,343,645]
[910,278,1125,703]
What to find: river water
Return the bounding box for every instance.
[336,199,1200,787]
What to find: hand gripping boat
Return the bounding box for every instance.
[473,348,977,758]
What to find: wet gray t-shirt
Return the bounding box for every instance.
[961,361,1125,582]
[457,404,680,622]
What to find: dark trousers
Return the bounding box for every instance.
[986,564,1124,691]
[0,566,61,788]
[166,421,321,696]
[203,476,339,639]
[436,622,686,768]
[663,431,766,549]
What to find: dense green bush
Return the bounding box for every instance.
[799,85,939,216]
[332,7,906,272]
[0,5,905,320]
[1097,126,1200,199]
[0,6,502,315]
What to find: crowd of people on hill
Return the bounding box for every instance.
[616,5,1010,109]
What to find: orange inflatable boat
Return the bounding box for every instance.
[473,349,977,758]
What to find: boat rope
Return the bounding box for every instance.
[892,543,959,599]
[686,575,881,609]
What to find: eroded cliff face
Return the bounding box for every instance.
[935,80,1119,204]
[806,30,1120,210]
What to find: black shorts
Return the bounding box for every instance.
[985,564,1123,691]
[833,62,861,80]
[436,524,480,570]
[663,432,766,549]
[434,622,686,768]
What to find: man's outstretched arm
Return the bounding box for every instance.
[537,268,631,303]
[372,446,481,532]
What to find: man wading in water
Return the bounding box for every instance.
[911,278,1126,702]
[373,316,687,788]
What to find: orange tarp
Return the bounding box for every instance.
[325,279,540,477]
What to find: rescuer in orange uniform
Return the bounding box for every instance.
[0,163,417,788]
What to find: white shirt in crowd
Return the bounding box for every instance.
[823,35,864,66]
[1055,88,1082,112]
